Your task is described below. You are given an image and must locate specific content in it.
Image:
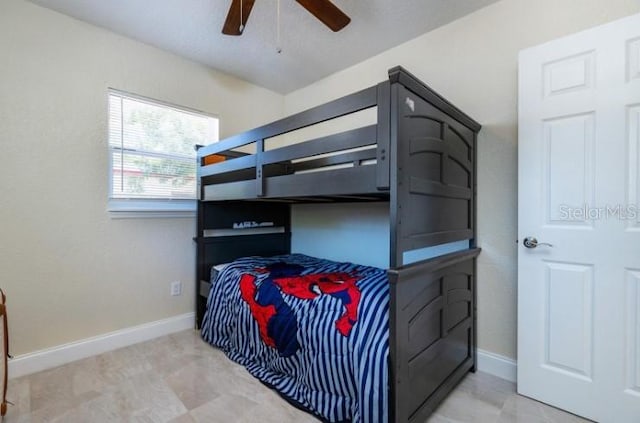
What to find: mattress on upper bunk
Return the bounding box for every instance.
[201,254,389,423]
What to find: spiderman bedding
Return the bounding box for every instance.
[201,254,389,423]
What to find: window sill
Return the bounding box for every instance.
[108,199,196,219]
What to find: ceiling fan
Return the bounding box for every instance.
[222,0,351,36]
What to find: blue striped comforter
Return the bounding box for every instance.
[201,254,389,423]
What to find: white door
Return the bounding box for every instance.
[518,13,640,422]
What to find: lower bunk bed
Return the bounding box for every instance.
[202,254,388,423]
[198,248,480,423]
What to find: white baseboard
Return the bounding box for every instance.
[8,314,516,384]
[9,312,195,379]
[477,348,517,383]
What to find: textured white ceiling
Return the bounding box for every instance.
[26,0,499,93]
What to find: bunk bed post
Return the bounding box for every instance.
[194,144,206,329]
[388,79,402,269]
[376,81,391,190]
[386,73,402,423]
[471,131,479,373]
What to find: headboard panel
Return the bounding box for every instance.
[195,201,291,327]
[389,68,479,267]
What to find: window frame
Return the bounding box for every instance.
[106,89,218,218]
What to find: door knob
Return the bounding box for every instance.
[523,236,553,249]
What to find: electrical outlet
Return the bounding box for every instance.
[170,281,182,296]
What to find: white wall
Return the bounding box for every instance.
[0,0,283,356]
[285,0,640,359]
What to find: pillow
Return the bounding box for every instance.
[203,154,226,165]
[210,262,229,283]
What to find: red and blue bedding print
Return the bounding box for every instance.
[201,254,389,423]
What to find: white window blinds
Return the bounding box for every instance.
[108,91,218,203]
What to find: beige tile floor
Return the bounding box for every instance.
[3,329,588,423]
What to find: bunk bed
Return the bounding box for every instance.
[194,66,481,423]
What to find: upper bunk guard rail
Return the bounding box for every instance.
[198,84,383,201]
[200,125,377,179]
[197,85,378,158]
[204,164,379,201]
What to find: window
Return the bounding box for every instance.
[108,90,218,217]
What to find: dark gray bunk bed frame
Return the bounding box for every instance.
[195,67,481,423]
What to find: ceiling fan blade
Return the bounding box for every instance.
[222,0,255,35]
[295,0,351,32]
